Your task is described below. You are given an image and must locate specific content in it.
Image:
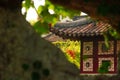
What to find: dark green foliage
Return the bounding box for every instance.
[31,72,41,80]
[42,68,50,77]
[23,0,31,10]
[98,61,111,73]
[98,67,108,73]
[23,0,79,35]
[101,43,110,52]
[108,28,120,39]
[33,21,49,35]
[33,60,42,70]
[97,2,120,16]
[97,4,110,16]
[22,63,29,71]
[83,55,89,61]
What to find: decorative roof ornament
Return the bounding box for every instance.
[54,16,93,28]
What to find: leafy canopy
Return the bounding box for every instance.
[22,0,120,40]
[22,0,80,35]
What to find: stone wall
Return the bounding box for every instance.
[0,8,80,80]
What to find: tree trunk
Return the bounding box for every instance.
[0,0,79,80]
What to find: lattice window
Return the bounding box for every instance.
[83,58,93,71]
[83,42,93,55]
[117,40,120,54]
[98,58,114,71]
[98,41,114,55]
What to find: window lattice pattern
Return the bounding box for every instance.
[83,42,93,55]
[117,40,120,54]
[98,41,114,55]
[83,58,93,71]
[98,58,114,71]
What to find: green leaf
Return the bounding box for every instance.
[103,34,109,48]
[24,0,31,10]
[98,61,111,73]
[54,5,79,18]
[97,4,110,16]
[48,5,54,10]
[40,5,50,17]
[22,0,80,35]
[33,21,49,35]
[37,6,43,14]
[108,28,120,39]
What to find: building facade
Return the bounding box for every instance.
[50,16,120,74]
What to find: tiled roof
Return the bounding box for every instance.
[50,16,111,39]
[43,33,65,42]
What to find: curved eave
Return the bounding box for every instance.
[50,22,111,40]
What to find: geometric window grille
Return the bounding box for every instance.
[98,58,114,72]
[83,42,93,55]
[98,60,111,73]
[98,41,114,55]
[86,62,90,67]
[86,46,90,51]
[101,43,110,52]
[83,58,93,71]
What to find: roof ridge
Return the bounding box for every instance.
[54,16,93,28]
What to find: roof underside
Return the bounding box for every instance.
[43,33,65,42]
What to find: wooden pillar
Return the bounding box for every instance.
[114,40,117,73]
[93,38,98,73]
[80,40,83,73]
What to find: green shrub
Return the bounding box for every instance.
[98,61,111,73]
[53,40,80,68]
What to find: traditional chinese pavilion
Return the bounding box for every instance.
[50,16,120,74]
